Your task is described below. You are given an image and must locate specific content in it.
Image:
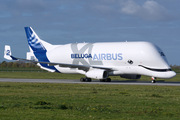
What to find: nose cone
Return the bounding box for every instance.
[166,71,176,79]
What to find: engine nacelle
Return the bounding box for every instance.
[120,74,141,79]
[85,69,108,79]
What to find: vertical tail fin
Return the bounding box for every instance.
[24,27,58,72]
[24,27,53,52]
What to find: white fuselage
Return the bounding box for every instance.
[46,41,176,79]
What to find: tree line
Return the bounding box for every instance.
[0,61,39,68]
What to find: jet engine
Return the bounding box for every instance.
[85,69,108,79]
[120,74,141,79]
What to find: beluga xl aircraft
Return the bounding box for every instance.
[4,27,176,83]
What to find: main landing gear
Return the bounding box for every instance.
[80,77,112,82]
[80,77,92,82]
[151,77,156,83]
[100,78,111,82]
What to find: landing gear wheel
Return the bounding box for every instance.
[152,80,156,83]
[87,78,92,82]
[151,77,156,83]
[84,78,88,82]
[80,77,91,82]
[106,78,111,82]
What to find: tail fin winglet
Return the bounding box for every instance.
[4,45,12,60]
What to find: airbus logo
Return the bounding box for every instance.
[70,43,123,67]
[93,53,123,60]
[71,53,123,60]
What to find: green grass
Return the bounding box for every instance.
[0,68,180,119]
[0,82,180,119]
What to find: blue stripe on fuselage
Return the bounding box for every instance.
[34,52,59,73]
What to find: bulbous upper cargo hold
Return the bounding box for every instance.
[47,41,169,69]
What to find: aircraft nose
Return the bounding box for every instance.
[167,71,176,79]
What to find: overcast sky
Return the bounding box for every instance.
[0,0,180,65]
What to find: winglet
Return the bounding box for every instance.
[4,45,12,60]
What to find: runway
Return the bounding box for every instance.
[0,78,180,86]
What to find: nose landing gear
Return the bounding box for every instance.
[151,77,156,83]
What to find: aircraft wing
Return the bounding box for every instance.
[9,55,115,71]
